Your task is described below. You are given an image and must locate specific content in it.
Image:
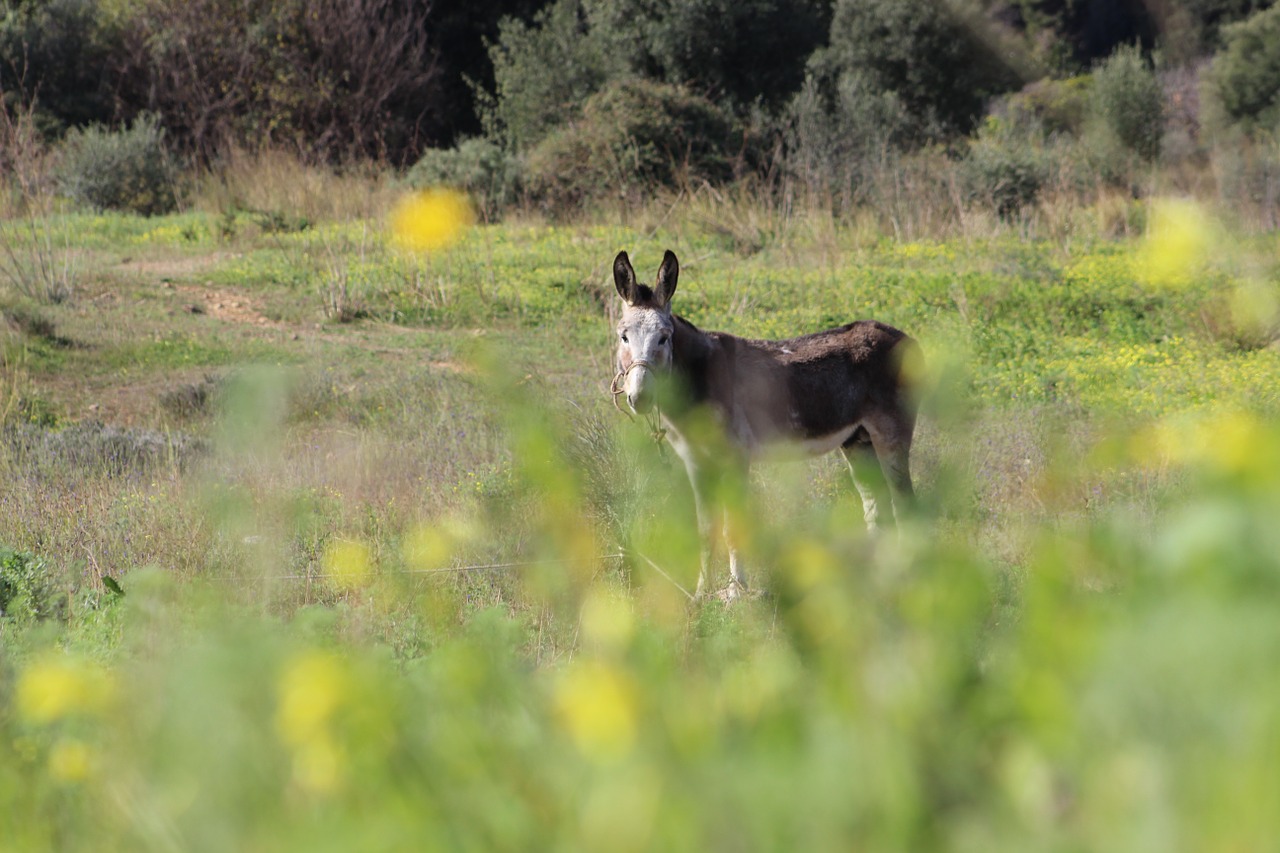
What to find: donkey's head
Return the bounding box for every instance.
[613,249,678,415]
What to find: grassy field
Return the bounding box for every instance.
[2,195,1280,850]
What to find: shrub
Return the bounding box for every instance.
[1089,44,1164,161]
[56,115,178,215]
[998,76,1093,136]
[784,71,908,212]
[809,0,1027,143]
[118,0,439,164]
[480,0,626,153]
[0,546,62,622]
[962,117,1051,218]
[524,79,739,213]
[405,139,522,221]
[590,0,830,112]
[1207,5,1280,132]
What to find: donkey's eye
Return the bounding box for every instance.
[659,335,670,345]
[620,333,629,343]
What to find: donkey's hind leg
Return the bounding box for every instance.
[841,430,892,533]
[863,414,916,527]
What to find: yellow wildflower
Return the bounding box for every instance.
[48,739,93,783]
[554,660,639,762]
[1136,198,1216,289]
[275,650,349,746]
[15,657,116,724]
[324,538,372,592]
[389,188,475,252]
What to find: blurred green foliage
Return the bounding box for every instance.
[3,388,1280,850]
[1,205,1280,849]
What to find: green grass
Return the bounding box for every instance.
[2,200,1280,850]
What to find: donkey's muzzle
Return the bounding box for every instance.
[628,384,656,414]
[615,360,656,415]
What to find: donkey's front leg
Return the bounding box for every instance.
[724,509,747,600]
[691,479,716,599]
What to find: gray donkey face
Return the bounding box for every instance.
[614,250,678,415]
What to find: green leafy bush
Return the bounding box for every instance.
[999,76,1093,136]
[56,115,178,215]
[0,546,61,622]
[1207,5,1280,132]
[524,79,740,212]
[1089,44,1164,161]
[785,71,908,210]
[590,0,830,112]
[809,0,1026,143]
[480,0,627,152]
[962,117,1051,218]
[405,139,522,220]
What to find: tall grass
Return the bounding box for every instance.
[3,359,1280,850]
[191,146,401,229]
[0,98,78,304]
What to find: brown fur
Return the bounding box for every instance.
[613,249,920,597]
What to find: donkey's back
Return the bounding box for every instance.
[697,319,920,457]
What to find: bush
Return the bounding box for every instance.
[1207,5,1280,132]
[590,0,830,112]
[998,76,1094,137]
[480,0,627,153]
[809,0,1027,143]
[784,71,908,212]
[118,0,439,164]
[0,546,62,622]
[1090,44,1164,161]
[56,115,178,215]
[962,117,1051,218]
[405,139,522,221]
[524,79,740,212]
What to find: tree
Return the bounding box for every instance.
[0,0,122,136]
[480,0,627,152]
[1208,4,1280,132]
[119,0,440,164]
[810,0,1028,143]
[590,0,831,112]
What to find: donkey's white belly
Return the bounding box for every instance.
[749,423,859,460]
[792,424,859,457]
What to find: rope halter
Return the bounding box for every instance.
[609,359,667,444]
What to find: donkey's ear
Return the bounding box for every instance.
[614,251,638,304]
[654,250,678,308]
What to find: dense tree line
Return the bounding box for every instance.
[2,0,1278,217]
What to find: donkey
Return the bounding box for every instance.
[611,249,921,599]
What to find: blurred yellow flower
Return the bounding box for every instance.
[390,188,475,252]
[276,651,352,795]
[554,661,639,762]
[579,590,635,652]
[1136,198,1216,289]
[1133,410,1271,475]
[48,739,93,783]
[291,735,345,796]
[15,657,116,724]
[783,541,840,592]
[276,650,350,746]
[324,538,372,591]
[403,515,477,571]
